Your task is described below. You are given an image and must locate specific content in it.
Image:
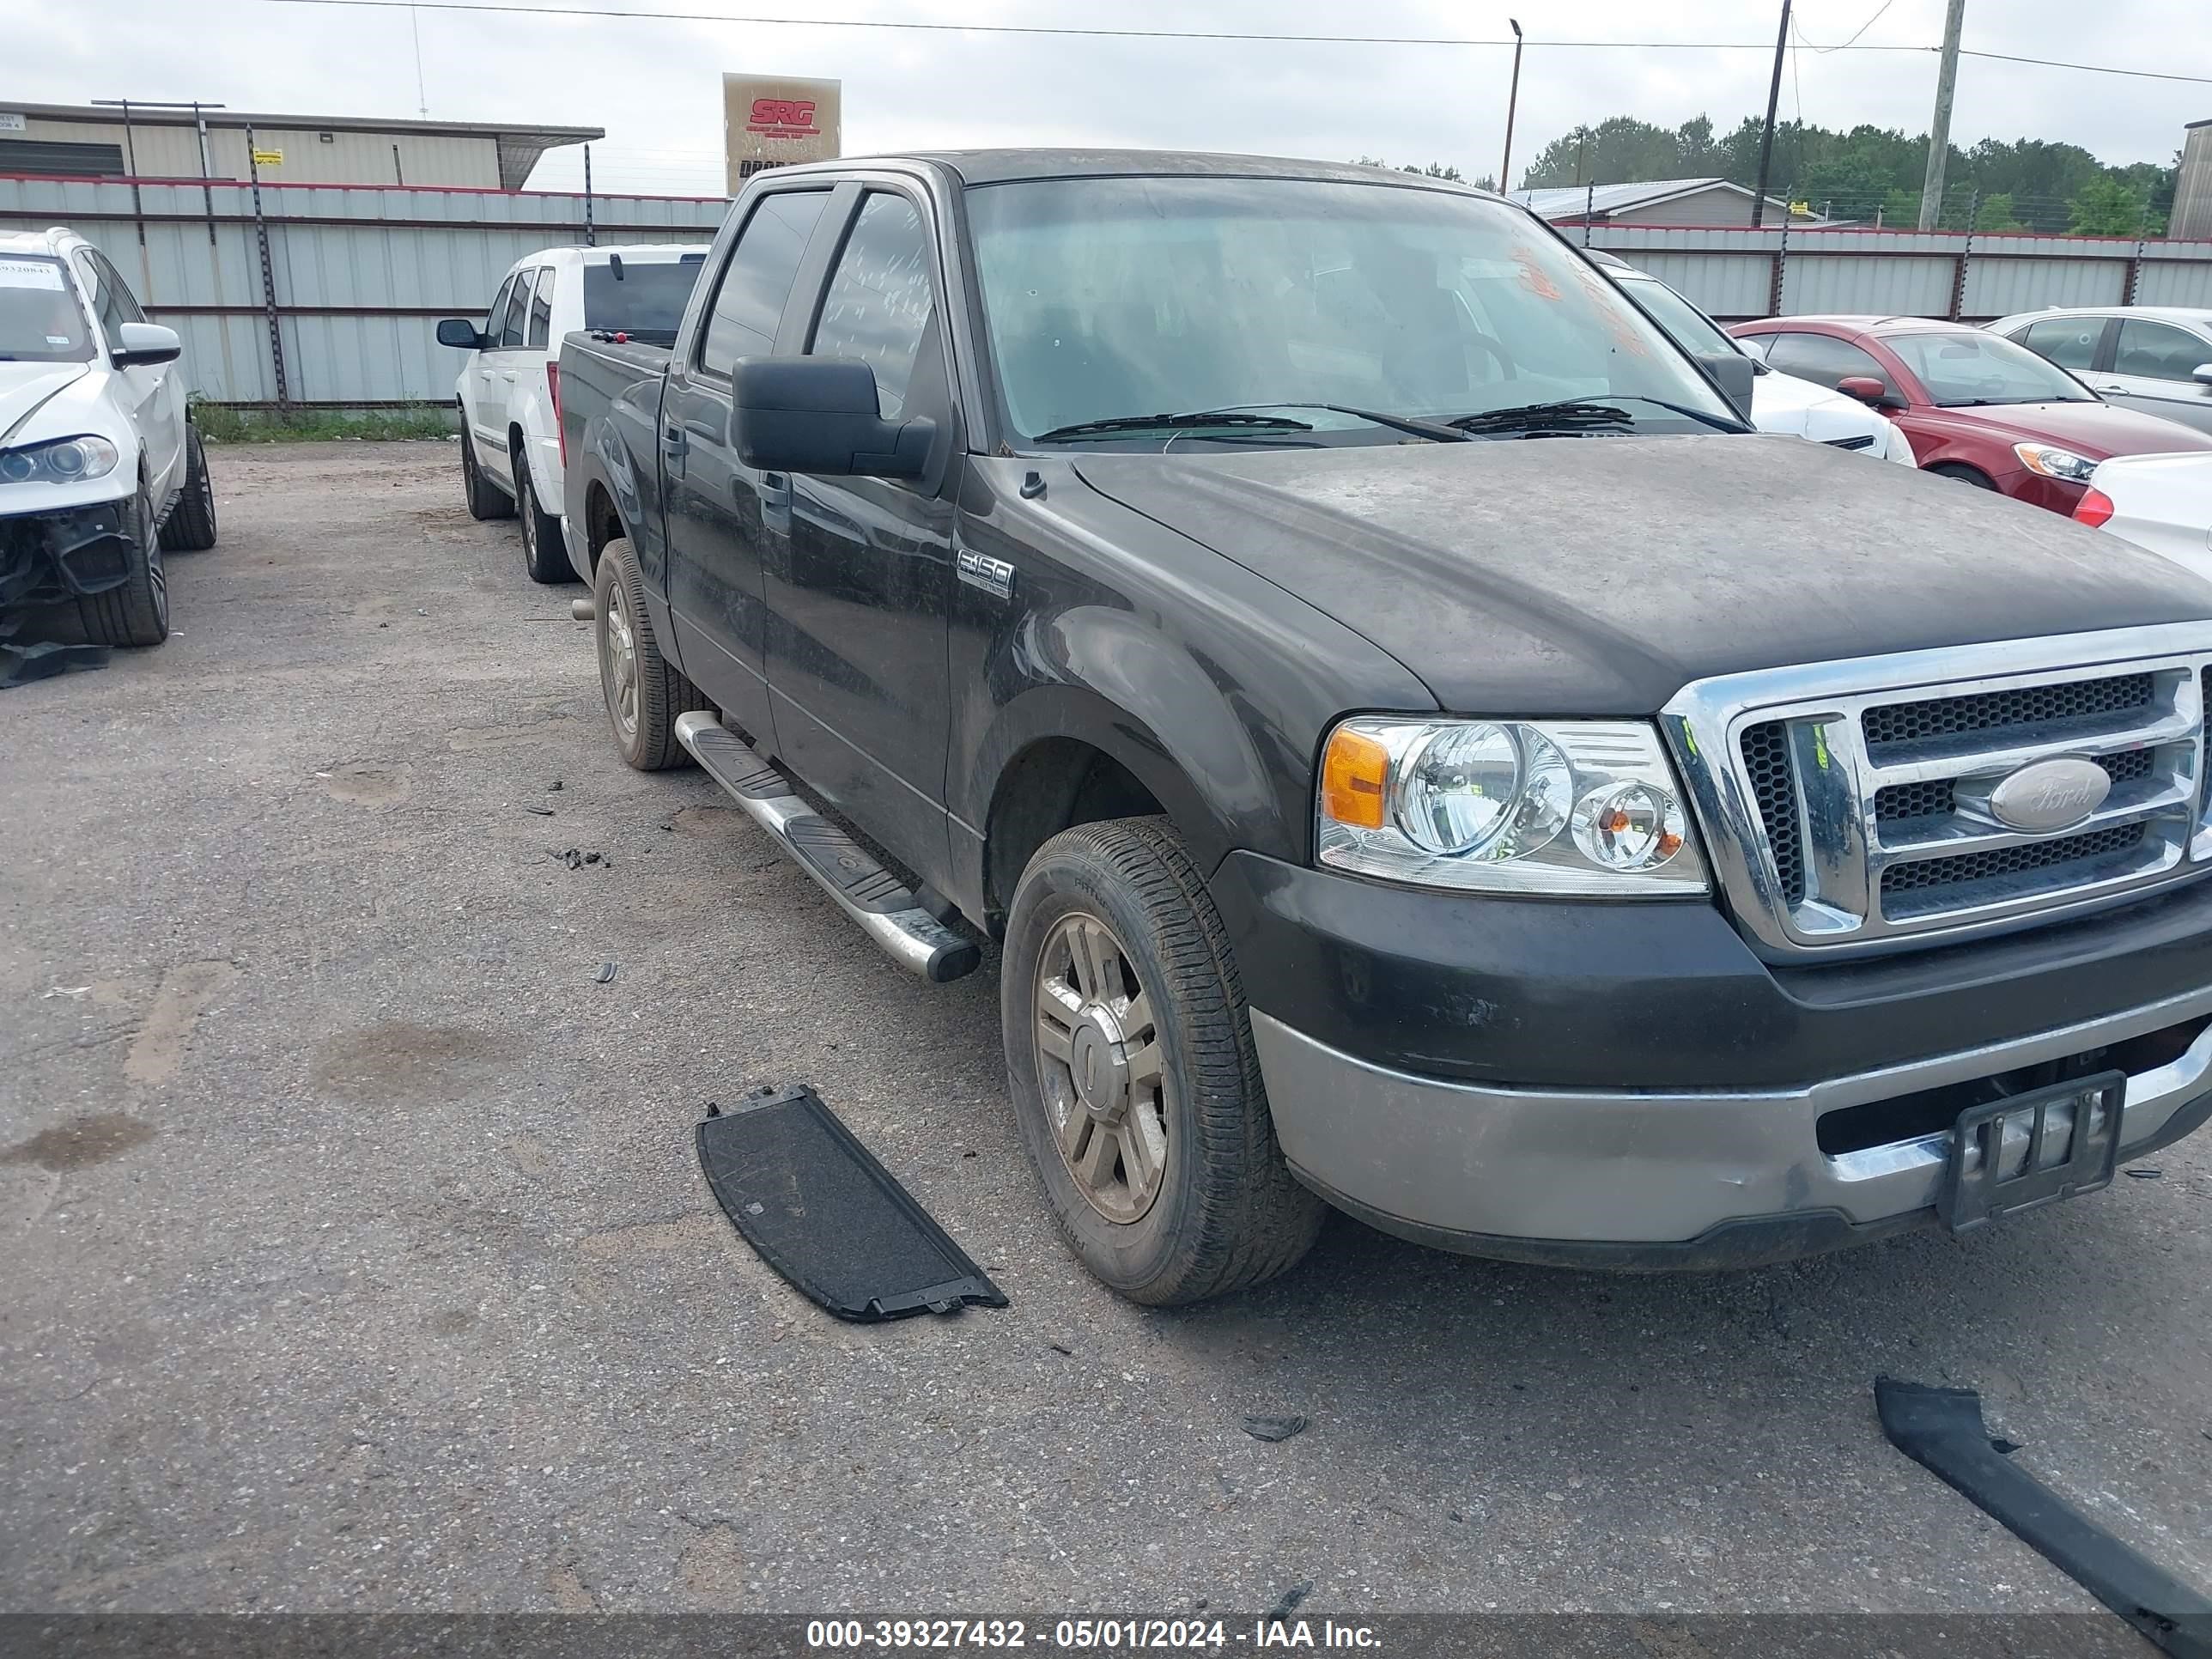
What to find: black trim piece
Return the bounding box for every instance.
[696,1085,1006,1322]
[1875,1379,2212,1659]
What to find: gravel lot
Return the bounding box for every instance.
[3,442,2209,1623]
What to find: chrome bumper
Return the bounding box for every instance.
[1250,986,2212,1251]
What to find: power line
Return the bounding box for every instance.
[237,0,2212,84]
[1795,0,1898,53]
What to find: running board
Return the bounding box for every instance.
[674,713,981,983]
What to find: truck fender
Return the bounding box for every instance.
[965,603,1284,884]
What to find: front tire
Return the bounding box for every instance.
[461,429,514,521]
[516,461,571,585]
[1929,463,1996,490]
[592,537,706,770]
[158,425,218,551]
[77,484,170,648]
[1002,817,1324,1306]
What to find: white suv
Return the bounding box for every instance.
[438,244,707,583]
[2,228,216,650]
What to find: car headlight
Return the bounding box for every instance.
[2014,441,2097,483]
[0,434,122,486]
[1885,422,1917,466]
[1317,717,1708,895]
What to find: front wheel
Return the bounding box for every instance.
[461,429,514,521]
[77,484,170,648]
[516,462,571,585]
[1929,463,1997,490]
[1002,817,1324,1306]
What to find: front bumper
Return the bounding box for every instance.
[1212,850,2212,1266]
[0,496,138,612]
[1253,1000,2212,1267]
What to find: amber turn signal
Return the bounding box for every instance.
[1321,726,1390,830]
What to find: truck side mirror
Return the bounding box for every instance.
[112,322,182,368]
[732,357,934,480]
[1696,351,1756,424]
[436,319,487,349]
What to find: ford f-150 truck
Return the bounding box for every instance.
[560,151,2212,1306]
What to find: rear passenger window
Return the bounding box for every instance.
[808,193,937,421]
[526,266,556,349]
[1761,331,1889,392]
[698,191,830,377]
[2018,316,2102,372]
[499,270,535,349]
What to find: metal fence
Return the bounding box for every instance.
[1581,223,2212,322]
[0,173,722,410]
[9,172,2212,410]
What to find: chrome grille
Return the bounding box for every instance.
[1663,628,2212,959]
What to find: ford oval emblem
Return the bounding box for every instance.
[1987,757,2112,833]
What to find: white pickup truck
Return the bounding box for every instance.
[2,227,217,651]
[437,243,707,583]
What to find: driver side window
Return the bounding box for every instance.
[1762,331,1889,393]
[807,193,939,422]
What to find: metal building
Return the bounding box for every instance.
[0,100,600,190]
[2177,118,2212,243]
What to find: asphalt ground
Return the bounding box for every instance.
[3,441,2209,1630]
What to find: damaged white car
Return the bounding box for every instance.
[2,227,216,651]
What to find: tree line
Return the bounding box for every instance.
[1512,115,2179,235]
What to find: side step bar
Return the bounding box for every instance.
[674,713,981,984]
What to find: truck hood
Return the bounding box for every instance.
[1073,434,2212,714]
[0,362,91,446]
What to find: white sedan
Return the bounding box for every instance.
[2075,452,2212,578]
[1587,249,1917,465]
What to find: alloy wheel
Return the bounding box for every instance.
[1032,911,1170,1224]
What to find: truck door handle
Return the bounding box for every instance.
[662,423,687,458]
[760,471,792,536]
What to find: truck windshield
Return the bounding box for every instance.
[0,255,95,364]
[582,255,707,342]
[964,175,1736,444]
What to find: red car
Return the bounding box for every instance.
[1729,314,2212,515]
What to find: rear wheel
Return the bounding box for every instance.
[516,461,571,584]
[461,429,514,520]
[158,426,218,551]
[77,483,169,648]
[1002,816,1324,1305]
[592,537,706,770]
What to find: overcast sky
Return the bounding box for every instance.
[13,0,2207,196]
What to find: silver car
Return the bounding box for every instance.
[1991,306,2212,436]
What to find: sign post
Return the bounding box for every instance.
[722,75,841,195]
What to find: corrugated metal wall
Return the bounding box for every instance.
[9,174,2211,409]
[1584,224,2212,320]
[0,173,724,409]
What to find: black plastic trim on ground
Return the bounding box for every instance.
[1875,1377,2212,1659]
[696,1085,1007,1322]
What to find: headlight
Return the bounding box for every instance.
[1317,717,1708,895]
[1885,422,1917,466]
[0,434,122,486]
[2014,441,2097,483]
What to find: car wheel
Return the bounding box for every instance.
[516,461,571,585]
[592,537,707,770]
[1929,463,1997,490]
[77,483,169,648]
[1002,816,1324,1306]
[158,425,219,552]
[461,429,514,521]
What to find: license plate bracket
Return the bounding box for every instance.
[1937,1071,2126,1236]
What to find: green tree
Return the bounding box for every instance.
[2067,176,2163,236]
[1974,193,2024,232]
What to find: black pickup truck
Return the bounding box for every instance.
[560,150,2212,1305]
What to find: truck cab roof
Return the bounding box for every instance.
[768,148,1506,197]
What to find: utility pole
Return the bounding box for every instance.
[1498,19,1524,195]
[1918,0,1966,230]
[1750,0,1791,229]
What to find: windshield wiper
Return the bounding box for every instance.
[1446,400,1638,435]
[1177,402,1470,442]
[1034,411,1314,443]
[1448,395,1747,435]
